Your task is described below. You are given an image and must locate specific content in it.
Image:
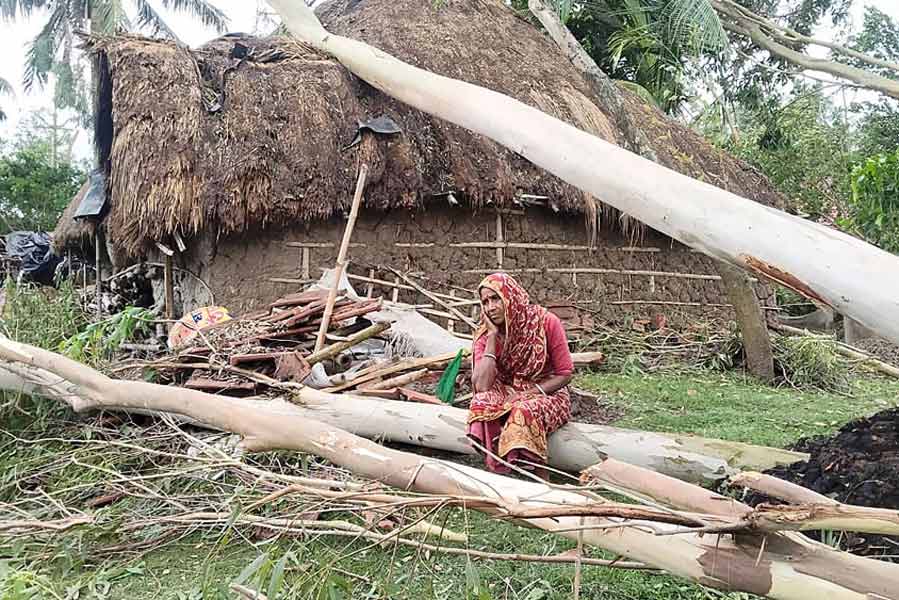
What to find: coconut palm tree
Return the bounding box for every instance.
[0,0,229,91]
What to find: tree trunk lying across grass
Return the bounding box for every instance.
[267,0,899,345]
[1,337,897,600]
[291,387,805,484]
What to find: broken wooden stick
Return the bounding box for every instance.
[387,267,479,330]
[362,368,428,391]
[324,350,467,393]
[306,321,390,366]
[315,164,368,352]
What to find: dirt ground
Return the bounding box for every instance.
[754,407,899,558]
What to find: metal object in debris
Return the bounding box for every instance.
[344,115,402,149]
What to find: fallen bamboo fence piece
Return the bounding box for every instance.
[2,337,897,599]
[387,268,479,330]
[361,368,429,391]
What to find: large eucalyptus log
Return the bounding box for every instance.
[1,338,897,600]
[0,356,802,485]
[527,0,776,382]
[268,0,899,344]
[291,389,805,484]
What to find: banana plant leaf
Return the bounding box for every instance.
[436,348,465,404]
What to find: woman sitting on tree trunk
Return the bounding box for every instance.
[467,273,573,476]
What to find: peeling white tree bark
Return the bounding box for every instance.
[0,338,897,600]
[267,0,899,343]
[292,388,805,484]
[0,359,803,485]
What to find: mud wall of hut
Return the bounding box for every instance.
[175,204,774,327]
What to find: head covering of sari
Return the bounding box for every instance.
[475,273,548,381]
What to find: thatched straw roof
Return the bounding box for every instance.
[74,0,782,257]
[52,180,96,254]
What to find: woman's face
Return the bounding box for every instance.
[480,287,505,326]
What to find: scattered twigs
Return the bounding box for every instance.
[770,322,899,378]
[386,267,478,330]
[0,516,93,534]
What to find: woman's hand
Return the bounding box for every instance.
[484,313,500,336]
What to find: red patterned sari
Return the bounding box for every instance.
[467,273,573,474]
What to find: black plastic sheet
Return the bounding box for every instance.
[73,169,107,219]
[4,231,61,284]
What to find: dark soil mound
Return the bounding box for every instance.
[755,407,899,558]
[854,337,899,368]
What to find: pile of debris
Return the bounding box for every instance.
[750,407,899,558]
[143,288,393,397]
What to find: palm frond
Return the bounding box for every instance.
[92,0,131,34]
[132,0,181,41]
[0,0,51,22]
[157,0,229,33]
[658,0,727,55]
[0,77,14,97]
[614,79,663,108]
[23,3,68,91]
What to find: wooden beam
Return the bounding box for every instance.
[164,255,175,323]
[495,213,504,269]
[285,242,367,249]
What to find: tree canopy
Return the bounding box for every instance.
[0,128,85,233]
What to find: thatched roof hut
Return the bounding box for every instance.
[55,0,784,319]
[52,180,96,255]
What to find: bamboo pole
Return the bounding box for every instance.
[462,267,726,281]
[94,231,102,319]
[164,255,175,323]
[306,321,390,366]
[314,165,368,352]
[362,368,429,391]
[388,268,479,329]
[495,213,504,269]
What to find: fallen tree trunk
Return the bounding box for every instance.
[290,388,805,485]
[268,0,899,344]
[1,339,897,599]
[0,356,801,485]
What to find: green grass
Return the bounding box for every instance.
[578,370,899,447]
[3,366,899,599]
[6,514,742,600]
